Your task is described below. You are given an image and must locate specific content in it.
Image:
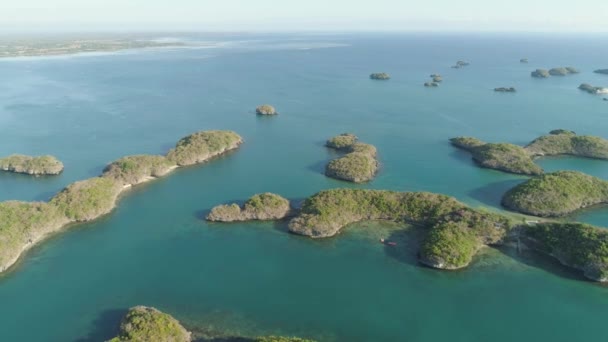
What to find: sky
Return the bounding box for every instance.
[1,0,607,32]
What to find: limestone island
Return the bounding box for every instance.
[502,171,608,217]
[430,74,443,82]
[209,188,608,281]
[451,61,470,69]
[370,73,390,80]
[0,130,243,273]
[450,137,542,175]
[579,83,608,95]
[207,193,291,222]
[451,130,608,175]
[324,133,379,183]
[256,104,278,115]
[520,58,529,63]
[109,306,316,342]
[0,154,64,175]
[424,82,439,87]
[594,69,608,75]
[494,87,516,93]
[549,67,579,76]
[531,69,550,78]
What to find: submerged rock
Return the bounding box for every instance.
[256,104,278,115]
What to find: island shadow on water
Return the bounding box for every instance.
[75,308,127,342]
[468,179,526,208]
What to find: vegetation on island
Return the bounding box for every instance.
[102,155,175,186]
[256,104,278,115]
[595,69,608,75]
[522,223,608,282]
[450,137,542,175]
[0,130,243,273]
[288,189,511,269]
[525,130,608,159]
[207,193,291,222]
[166,130,243,166]
[452,130,608,175]
[531,69,550,78]
[324,134,379,183]
[370,73,390,80]
[108,306,191,342]
[502,171,608,217]
[579,83,608,95]
[532,67,578,78]
[0,154,64,175]
[494,87,516,93]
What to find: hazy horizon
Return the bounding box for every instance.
[2,0,608,33]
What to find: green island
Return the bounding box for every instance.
[369,73,390,80]
[531,67,578,78]
[207,188,608,280]
[0,130,243,273]
[579,83,608,95]
[256,104,278,115]
[451,130,608,175]
[0,154,64,175]
[0,37,183,58]
[531,69,550,78]
[449,137,542,175]
[494,87,516,93]
[108,306,315,342]
[424,82,439,87]
[502,171,608,217]
[207,193,292,222]
[324,133,379,183]
[594,69,608,75]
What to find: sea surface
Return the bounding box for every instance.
[1,33,608,341]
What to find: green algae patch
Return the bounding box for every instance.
[324,134,379,183]
[108,306,191,342]
[166,130,243,166]
[207,193,291,222]
[523,222,608,282]
[502,171,608,217]
[0,154,64,175]
[102,155,175,186]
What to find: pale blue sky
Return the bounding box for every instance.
[2,0,607,32]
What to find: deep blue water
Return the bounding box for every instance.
[0,33,608,341]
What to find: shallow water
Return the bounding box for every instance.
[1,33,608,341]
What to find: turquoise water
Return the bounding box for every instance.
[1,33,608,341]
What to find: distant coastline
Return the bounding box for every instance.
[0,38,184,58]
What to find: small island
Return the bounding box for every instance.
[108,306,191,342]
[0,154,64,175]
[502,171,608,217]
[451,61,470,69]
[109,306,316,342]
[207,193,291,222]
[324,133,379,183]
[424,82,439,87]
[520,58,529,63]
[594,69,608,75]
[579,83,608,95]
[256,104,278,115]
[370,73,390,80]
[450,137,542,175]
[430,74,443,82]
[0,130,243,273]
[531,69,550,78]
[549,67,579,76]
[451,130,608,175]
[494,87,516,93]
